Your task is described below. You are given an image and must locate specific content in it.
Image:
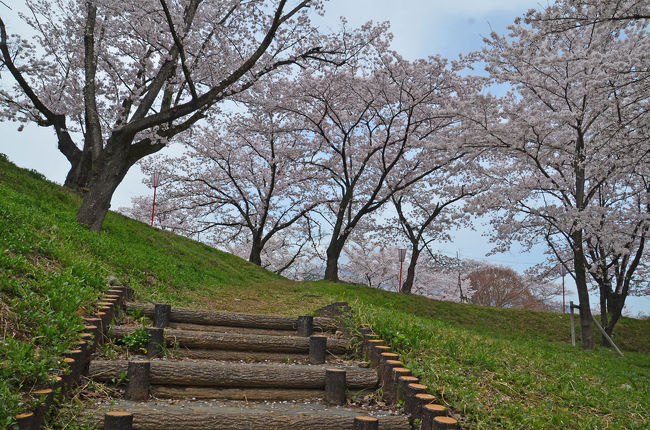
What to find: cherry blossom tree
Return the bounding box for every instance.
[391,168,482,294]
[341,237,399,290]
[282,51,470,282]
[527,0,649,31]
[552,175,649,342]
[138,92,323,267]
[467,2,649,348]
[405,252,476,302]
[0,0,344,231]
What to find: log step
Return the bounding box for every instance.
[151,386,325,401]
[86,399,409,429]
[173,348,310,363]
[126,303,340,332]
[167,322,307,336]
[109,326,349,354]
[89,360,378,389]
[149,386,383,401]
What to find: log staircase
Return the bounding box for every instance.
[83,297,414,429]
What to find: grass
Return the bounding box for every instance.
[0,153,648,429]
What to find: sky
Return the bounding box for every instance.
[1,0,648,315]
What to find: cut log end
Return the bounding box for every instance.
[103,411,133,430]
[433,416,459,430]
[354,415,379,430]
[125,361,150,401]
[325,368,346,405]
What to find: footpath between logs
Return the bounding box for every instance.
[13,285,461,429]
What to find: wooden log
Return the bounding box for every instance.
[146,327,164,358]
[80,332,95,353]
[422,404,448,430]
[414,393,437,420]
[325,368,346,405]
[89,360,378,390]
[380,359,402,404]
[365,339,383,365]
[84,318,103,346]
[103,411,133,430]
[65,349,84,383]
[110,326,348,354]
[150,386,325,401]
[154,304,171,328]
[297,315,314,336]
[30,388,54,428]
[354,416,379,430]
[167,322,297,337]
[62,357,76,393]
[389,368,411,405]
[125,361,150,401]
[15,412,35,430]
[174,348,309,363]
[99,305,114,327]
[309,335,327,364]
[126,303,340,331]
[405,383,428,417]
[378,353,399,383]
[433,416,459,430]
[371,346,390,368]
[96,312,109,334]
[362,334,379,360]
[85,317,103,331]
[107,289,125,300]
[396,376,419,404]
[85,406,409,430]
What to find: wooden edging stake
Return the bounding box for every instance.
[378,352,399,383]
[414,393,437,419]
[15,412,35,430]
[103,411,133,430]
[380,359,402,404]
[354,416,378,430]
[422,404,448,430]
[396,375,419,404]
[30,388,54,428]
[309,335,327,364]
[405,383,428,417]
[125,361,150,401]
[325,368,346,405]
[297,315,314,337]
[146,327,164,358]
[154,304,171,328]
[432,416,459,429]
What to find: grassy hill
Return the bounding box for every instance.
[0,154,648,429]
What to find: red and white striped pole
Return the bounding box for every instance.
[150,172,161,227]
[562,263,566,313]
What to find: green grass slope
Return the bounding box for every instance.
[0,154,648,429]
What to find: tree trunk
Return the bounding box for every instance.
[63,149,94,192]
[599,285,610,347]
[76,138,133,231]
[401,249,420,294]
[572,236,594,349]
[324,240,345,282]
[249,236,263,266]
[603,293,625,346]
